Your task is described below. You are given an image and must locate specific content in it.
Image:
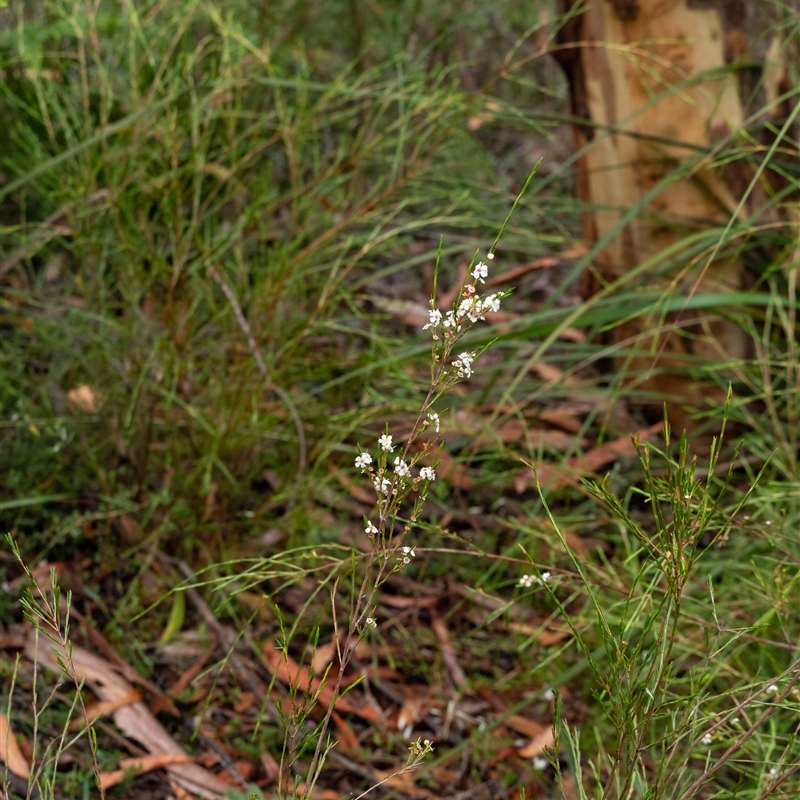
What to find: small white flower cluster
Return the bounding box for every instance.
[518,571,551,588]
[424,309,442,329]
[379,434,394,452]
[422,251,501,340]
[472,261,489,283]
[701,733,713,746]
[427,412,440,433]
[452,293,502,326]
[401,545,416,565]
[431,293,501,334]
[354,433,438,491]
[373,476,392,495]
[365,617,377,629]
[408,737,433,757]
[395,458,411,477]
[453,351,475,379]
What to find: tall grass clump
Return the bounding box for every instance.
[0,0,553,560]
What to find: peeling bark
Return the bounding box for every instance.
[555,0,796,429]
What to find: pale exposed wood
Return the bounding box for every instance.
[555,0,795,428]
[0,712,31,780]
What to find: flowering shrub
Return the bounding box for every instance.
[299,246,512,793]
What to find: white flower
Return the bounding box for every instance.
[402,546,416,557]
[373,476,391,494]
[542,688,555,701]
[767,683,778,693]
[453,351,475,378]
[471,261,488,283]
[355,452,372,471]
[365,617,377,629]
[394,458,411,478]
[442,310,460,331]
[427,412,440,433]
[481,293,501,313]
[378,434,394,452]
[487,252,495,260]
[519,571,550,588]
[532,756,548,770]
[423,308,442,330]
[457,295,483,323]
[365,521,378,536]
[419,466,436,481]
[701,733,713,745]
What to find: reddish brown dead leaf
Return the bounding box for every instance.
[169,781,197,800]
[420,448,473,490]
[514,423,663,493]
[67,384,100,413]
[0,712,30,779]
[484,256,560,288]
[506,622,572,646]
[517,725,555,758]
[501,423,580,451]
[25,634,232,800]
[577,422,663,472]
[69,690,141,730]
[564,529,611,557]
[335,471,375,506]
[72,607,181,718]
[331,711,360,753]
[559,327,586,343]
[505,714,550,739]
[396,692,430,734]
[437,262,469,308]
[7,560,65,594]
[560,769,580,800]
[561,242,589,259]
[112,513,140,543]
[537,407,584,434]
[168,639,217,698]
[312,636,342,676]
[381,593,440,609]
[99,753,194,790]
[455,410,582,451]
[262,646,382,723]
[232,760,257,781]
[529,362,579,385]
[429,608,466,687]
[261,750,280,784]
[0,626,27,650]
[234,692,256,714]
[368,296,431,327]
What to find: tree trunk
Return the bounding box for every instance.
[554,0,796,431]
